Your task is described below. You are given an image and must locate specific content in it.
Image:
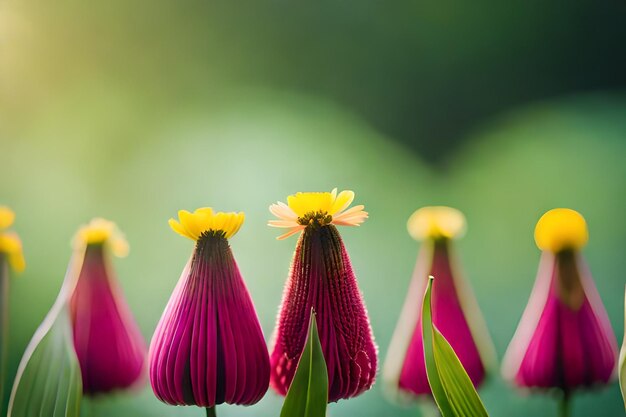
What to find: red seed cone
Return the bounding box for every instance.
[270,225,377,402]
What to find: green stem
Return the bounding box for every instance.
[206,407,216,417]
[0,256,9,415]
[559,391,571,417]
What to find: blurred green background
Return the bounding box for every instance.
[1,1,625,416]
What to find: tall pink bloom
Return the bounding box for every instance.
[268,189,377,402]
[384,206,494,401]
[70,218,146,395]
[503,208,618,395]
[149,209,269,411]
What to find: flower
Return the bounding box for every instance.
[0,206,16,230]
[384,206,494,400]
[0,206,24,411]
[0,206,25,273]
[268,189,377,402]
[502,208,618,392]
[70,218,146,395]
[149,208,269,408]
[269,188,368,240]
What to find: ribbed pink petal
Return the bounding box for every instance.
[386,240,489,398]
[70,245,147,395]
[269,225,377,403]
[149,234,270,407]
[504,251,618,390]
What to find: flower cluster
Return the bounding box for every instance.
[4,196,620,417]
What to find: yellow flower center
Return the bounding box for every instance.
[169,208,244,241]
[407,206,466,241]
[73,218,129,257]
[534,208,588,252]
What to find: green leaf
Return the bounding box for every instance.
[8,259,82,417]
[422,275,489,417]
[280,308,328,417]
[619,284,626,408]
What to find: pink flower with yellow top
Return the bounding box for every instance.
[150,208,269,413]
[384,206,494,401]
[269,188,368,240]
[503,209,618,406]
[70,218,146,395]
[268,189,377,403]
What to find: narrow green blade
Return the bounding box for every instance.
[619,284,626,408]
[422,276,455,417]
[280,309,328,417]
[7,256,83,417]
[422,276,489,417]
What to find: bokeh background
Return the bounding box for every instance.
[1,1,625,416]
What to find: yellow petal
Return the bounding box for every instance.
[229,213,245,238]
[0,206,15,229]
[168,218,189,238]
[287,192,334,218]
[170,208,245,240]
[535,208,588,252]
[195,207,214,216]
[178,210,202,240]
[330,190,355,216]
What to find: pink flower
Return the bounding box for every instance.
[384,207,494,400]
[149,209,269,408]
[70,218,146,395]
[502,208,618,391]
[268,189,377,402]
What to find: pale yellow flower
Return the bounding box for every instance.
[73,218,129,257]
[407,206,466,241]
